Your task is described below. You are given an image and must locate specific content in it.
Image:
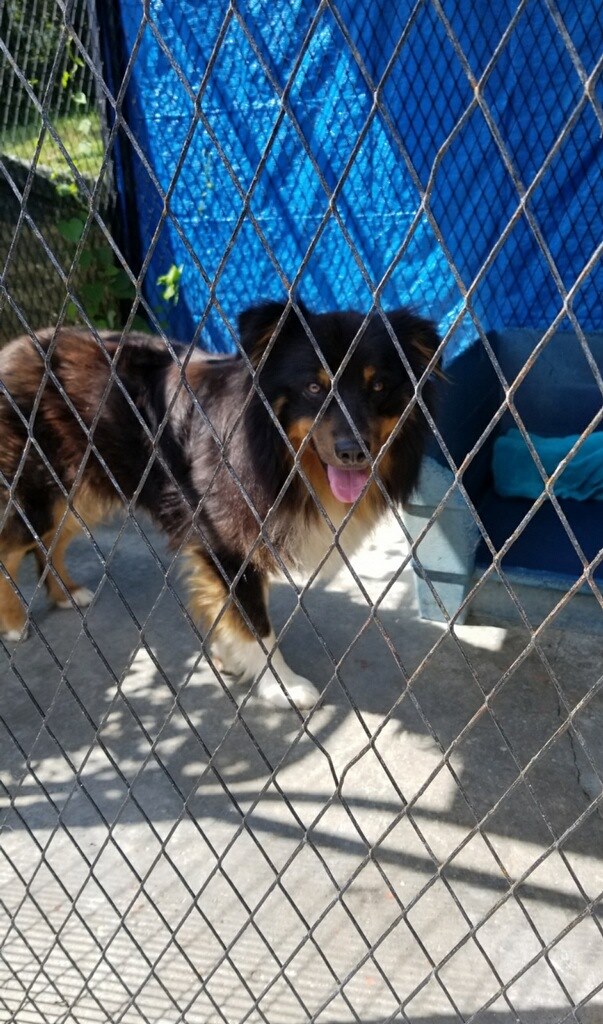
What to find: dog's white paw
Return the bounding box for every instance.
[256,666,320,710]
[1,624,29,643]
[56,586,94,610]
[210,632,320,710]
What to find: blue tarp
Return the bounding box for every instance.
[106,1,602,358]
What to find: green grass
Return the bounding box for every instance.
[0,111,104,180]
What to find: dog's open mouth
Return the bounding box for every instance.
[325,464,371,504]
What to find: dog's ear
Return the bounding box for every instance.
[238,300,309,367]
[386,309,442,379]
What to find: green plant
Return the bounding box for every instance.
[157,263,183,305]
[58,216,141,330]
[50,47,186,331]
[1,0,91,126]
[60,39,85,100]
[50,46,141,330]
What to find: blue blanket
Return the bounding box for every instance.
[493,429,603,501]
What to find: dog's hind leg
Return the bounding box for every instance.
[0,546,30,642]
[186,547,319,711]
[35,504,94,611]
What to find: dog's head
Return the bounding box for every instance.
[239,300,440,504]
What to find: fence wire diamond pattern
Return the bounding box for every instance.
[0,2,602,1023]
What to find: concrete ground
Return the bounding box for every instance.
[1,514,602,1024]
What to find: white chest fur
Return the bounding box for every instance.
[286,488,383,580]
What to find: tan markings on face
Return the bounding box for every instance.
[289,415,342,469]
[184,547,255,644]
[363,366,376,385]
[288,417,388,518]
[298,446,334,510]
[286,416,316,451]
[317,368,331,389]
[377,414,401,449]
[297,441,386,525]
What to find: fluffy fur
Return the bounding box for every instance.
[0,301,439,708]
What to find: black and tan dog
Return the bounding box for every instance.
[0,301,438,708]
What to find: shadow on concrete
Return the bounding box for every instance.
[1,521,602,1021]
[1,522,602,853]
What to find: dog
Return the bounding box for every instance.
[0,301,439,708]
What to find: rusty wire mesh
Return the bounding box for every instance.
[1,2,603,1023]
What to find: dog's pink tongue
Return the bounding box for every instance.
[326,465,370,504]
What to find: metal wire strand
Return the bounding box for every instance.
[1,2,602,1023]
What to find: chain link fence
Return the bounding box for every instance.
[1,2,602,1023]
[0,0,115,344]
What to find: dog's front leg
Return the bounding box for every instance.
[186,548,319,711]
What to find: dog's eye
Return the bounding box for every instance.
[372,380,384,393]
[305,382,324,396]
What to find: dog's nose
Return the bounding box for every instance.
[334,437,369,466]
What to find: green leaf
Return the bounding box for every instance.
[157,263,183,305]
[110,272,136,299]
[101,264,120,279]
[96,246,114,268]
[72,91,87,106]
[58,217,85,242]
[80,281,105,315]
